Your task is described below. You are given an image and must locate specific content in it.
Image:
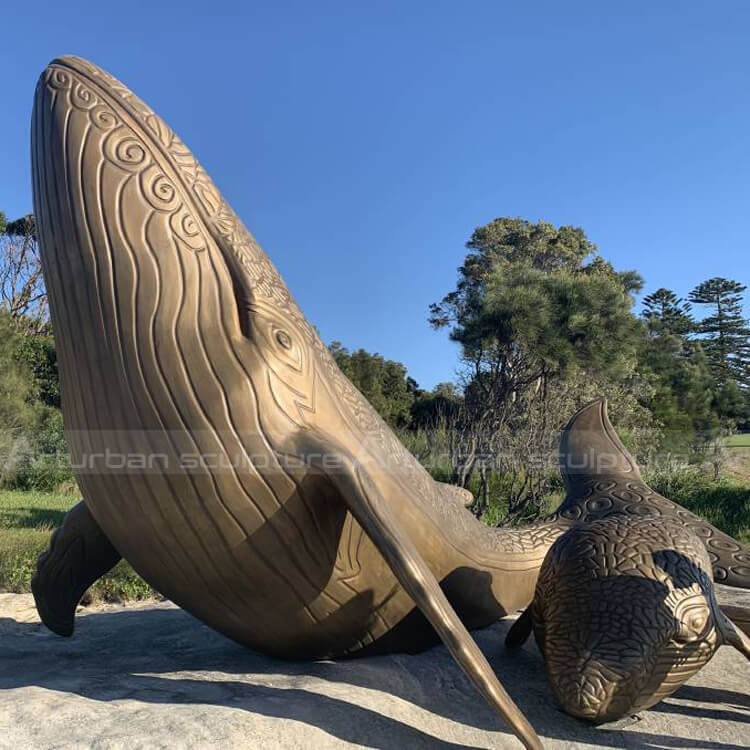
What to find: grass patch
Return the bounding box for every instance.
[0,489,74,531]
[725,433,750,448]
[646,469,750,545]
[1,467,749,606]
[722,446,750,486]
[0,489,154,602]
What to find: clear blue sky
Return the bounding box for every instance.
[2,2,749,388]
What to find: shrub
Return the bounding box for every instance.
[646,466,750,543]
[13,406,73,491]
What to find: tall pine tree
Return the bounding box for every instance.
[640,288,718,452]
[642,288,694,337]
[689,277,750,387]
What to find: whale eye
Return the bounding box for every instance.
[247,303,308,379]
[275,330,293,350]
[267,324,302,372]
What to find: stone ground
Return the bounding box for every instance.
[0,587,748,749]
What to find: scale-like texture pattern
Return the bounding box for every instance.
[550,478,750,587]
[532,516,722,721]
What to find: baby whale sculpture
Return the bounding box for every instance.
[506,515,750,721]
[30,56,750,748]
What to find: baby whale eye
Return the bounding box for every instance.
[674,600,711,642]
[688,611,707,631]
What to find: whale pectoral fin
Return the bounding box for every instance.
[32,500,121,636]
[505,606,534,649]
[720,605,750,640]
[303,441,541,750]
[717,606,750,659]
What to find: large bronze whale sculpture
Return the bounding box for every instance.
[30,57,750,748]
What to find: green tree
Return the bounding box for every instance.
[0,212,47,332]
[0,311,38,485]
[642,288,694,337]
[13,330,60,409]
[430,218,644,396]
[410,382,462,428]
[638,287,714,453]
[0,309,69,489]
[638,327,720,454]
[329,342,418,427]
[689,277,750,387]
[429,217,650,519]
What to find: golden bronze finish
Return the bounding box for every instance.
[30,57,750,746]
[508,515,750,722]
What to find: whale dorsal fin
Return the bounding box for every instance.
[559,398,641,492]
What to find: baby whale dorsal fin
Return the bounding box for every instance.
[552,399,750,591]
[559,398,641,493]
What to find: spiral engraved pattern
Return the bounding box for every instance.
[47,67,71,89]
[140,165,180,212]
[89,104,117,131]
[31,59,750,678]
[103,130,149,172]
[32,56,414,658]
[45,55,470,550]
[71,82,96,110]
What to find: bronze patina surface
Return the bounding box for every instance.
[30,57,750,747]
[507,515,750,721]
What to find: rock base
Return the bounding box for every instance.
[1,587,748,749]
